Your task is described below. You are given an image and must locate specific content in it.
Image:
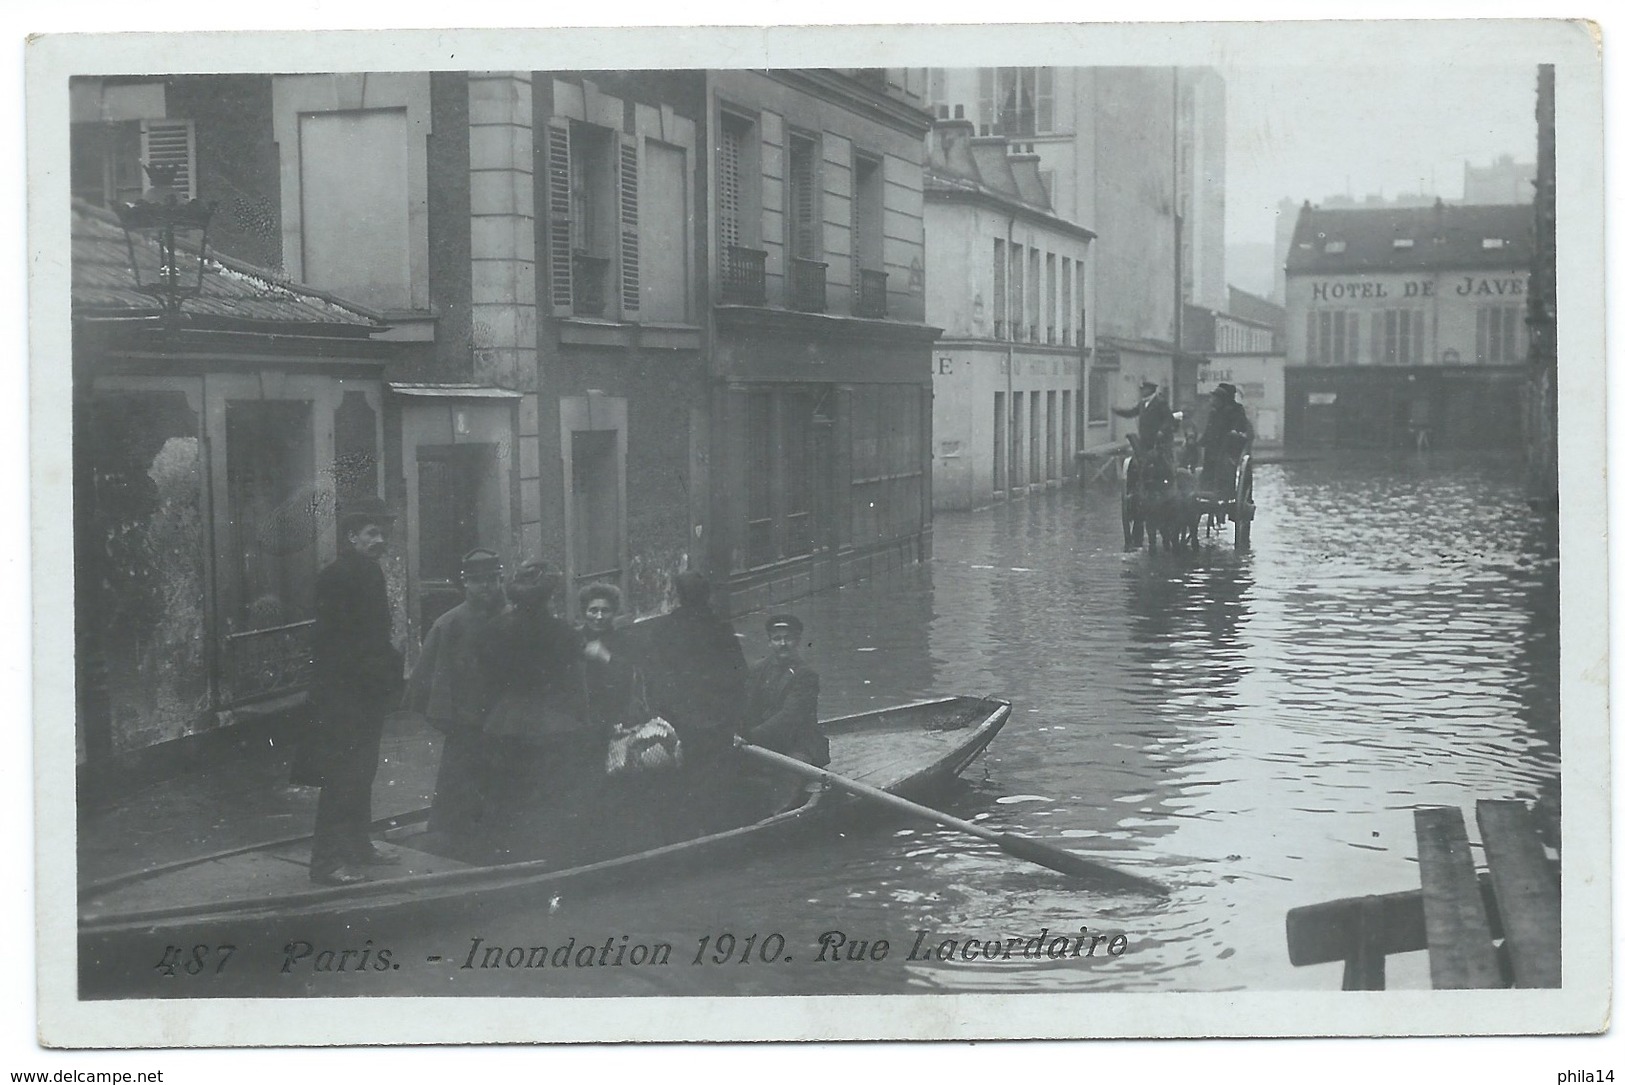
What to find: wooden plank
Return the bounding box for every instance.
[1415,806,1506,989]
[1285,874,1502,966]
[1476,799,1561,988]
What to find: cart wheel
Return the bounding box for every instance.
[1234,455,1255,551]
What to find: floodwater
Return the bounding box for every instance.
[79,453,1561,997]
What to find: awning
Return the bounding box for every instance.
[388,383,523,399]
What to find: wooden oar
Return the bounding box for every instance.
[737,741,1168,897]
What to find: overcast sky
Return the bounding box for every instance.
[1221,63,1539,250]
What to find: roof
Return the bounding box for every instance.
[72,199,386,333]
[923,120,1095,241]
[1286,201,1534,275]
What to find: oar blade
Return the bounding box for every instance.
[995,832,1169,897]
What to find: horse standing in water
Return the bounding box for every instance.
[1121,436,1184,553]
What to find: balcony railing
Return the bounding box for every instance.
[572,252,610,316]
[788,257,828,313]
[720,245,767,305]
[222,618,314,707]
[854,268,888,318]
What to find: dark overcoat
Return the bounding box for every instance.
[641,604,748,752]
[479,606,587,743]
[743,657,828,767]
[292,549,402,785]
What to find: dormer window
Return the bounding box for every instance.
[1392,238,1414,249]
[1482,237,1506,250]
[1324,240,1346,254]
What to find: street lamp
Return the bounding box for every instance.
[113,162,214,321]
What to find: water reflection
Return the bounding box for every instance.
[83,454,1561,997]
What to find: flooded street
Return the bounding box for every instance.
[80,453,1560,997]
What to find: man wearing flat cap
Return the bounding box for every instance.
[406,547,507,837]
[1199,382,1253,499]
[305,496,404,885]
[1112,378,1177,457]
[743,614,828,770]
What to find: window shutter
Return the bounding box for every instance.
[618,133,640,319]
[546,119,573,316]
[140,119,196,200]
[1305,311,1317,363]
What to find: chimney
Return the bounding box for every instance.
[930,116,979,179]
[1007,152,1048,208]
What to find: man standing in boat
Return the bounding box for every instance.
[404,547,507,837]
[644,571,749,830]
[305,497,404,886]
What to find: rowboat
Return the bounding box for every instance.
[79,696,1010,947]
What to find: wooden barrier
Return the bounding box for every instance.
[1285,800,1559,990]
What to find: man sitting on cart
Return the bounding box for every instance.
[1113,378,1179,486]
[1198,382,1253,499]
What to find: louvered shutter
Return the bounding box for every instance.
[618,133,640,319]
[140,119,196,200]
[793,144,816,258]
[546,119,573,316]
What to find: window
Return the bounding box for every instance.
[416,445,491,588]
[1075,260,1086,345]
[571,430,623,590]
[1045,391,1057,480]
[1061,258,1073,345]
[993,238,1007,338]
[852,153,885,317]
[1029,248,1042,341]
[1010,392,1025,487]
[1393,238,1414,249]
[1045,253,1057,343]
[1087,365,1112,423]
[717,111,764,304]
[979,67,1054,137]
[1482,237,1507,250]
[993,391,1007,491]
[548,118,641,320]
[785,134,819,260]
[224,401,317,633]
[300,110,411,312]
[1010,245,1025,340]
[1061,390,1073,473]
[83,389,208,750]
[1477,305,1523,363]
[1309,310,1361,364]
[1029,393,1041,485]
[1381,309,1425,365]
[1324,240,1346,254]
[927,68,946,107]
[849,386,922,547]
[71,118,197,208]
[640,139,689,322]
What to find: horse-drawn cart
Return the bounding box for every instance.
[1119,443,1256,553]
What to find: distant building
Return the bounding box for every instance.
[923,118,1093,510]
[1227,285,1287,346]
[924,66,1226,456]
[1283,199,1534,449]
[1464,153,1536,205]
